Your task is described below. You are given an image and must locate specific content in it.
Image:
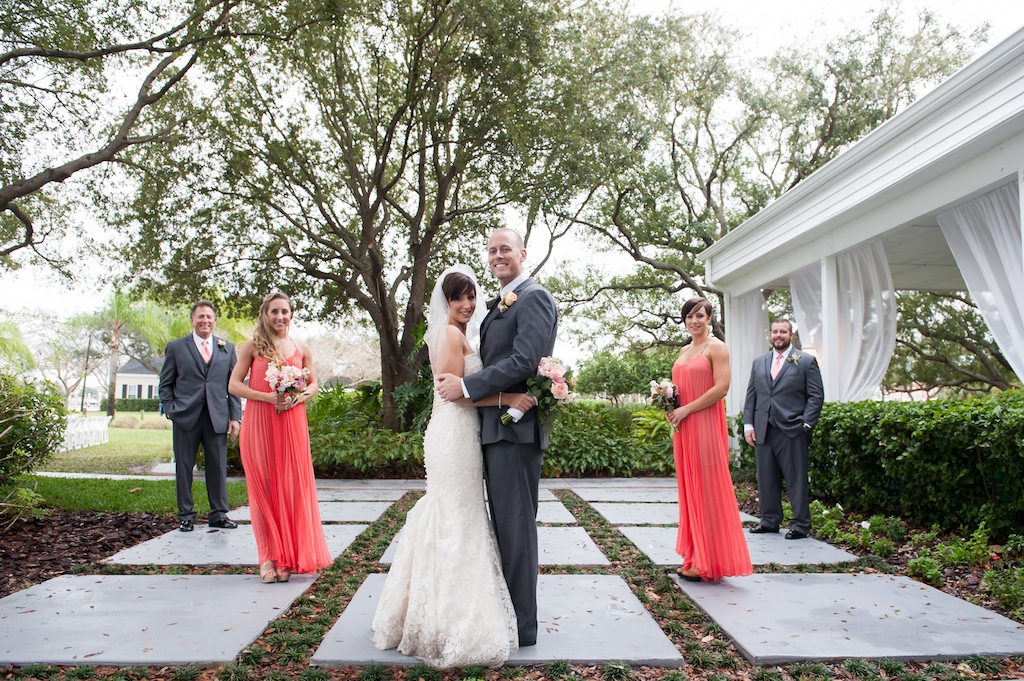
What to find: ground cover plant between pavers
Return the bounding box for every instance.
[2,481,1024,680]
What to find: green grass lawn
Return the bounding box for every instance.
[41,427,173,475]
[27,475,248,514]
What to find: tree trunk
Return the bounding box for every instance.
[106,342,119,418]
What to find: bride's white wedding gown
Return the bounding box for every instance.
[371,353,518,668]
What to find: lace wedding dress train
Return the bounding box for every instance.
[371,354,518,668]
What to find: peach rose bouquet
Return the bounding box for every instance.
[501,356,575,425]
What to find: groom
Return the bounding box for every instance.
[437,228,558,647]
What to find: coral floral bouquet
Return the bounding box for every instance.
[265,362,311,398]
[502,356,575,425]
[649,378,678,411]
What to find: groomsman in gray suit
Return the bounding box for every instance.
[743,318,824,540]
[158,301,242,532]
[436,228,558,647]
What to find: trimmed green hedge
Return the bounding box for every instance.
[545,403,673,477]
[300,387,674,478]
[102,398,161,412]
[739,390,1024,538]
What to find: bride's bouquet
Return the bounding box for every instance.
[650,378,678,411]
[265,363,311,397]
[502,356,576,425]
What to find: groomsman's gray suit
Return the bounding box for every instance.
[463,277,557,646]
[158,334,241,524]
[743,347,824,534]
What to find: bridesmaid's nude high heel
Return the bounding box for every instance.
[259,561,277,584]
[276,568,292,583]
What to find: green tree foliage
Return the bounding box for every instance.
[0,0,280,270]
[121,0,601,429]
[575,347,676,403]
[885,291,1018,395]
[550,3,986,351]
[0,317,34,371]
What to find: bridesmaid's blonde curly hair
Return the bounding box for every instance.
[252,291,295,364]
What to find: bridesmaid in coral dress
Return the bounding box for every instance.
[229,291,331,583]
[666,297,752,582]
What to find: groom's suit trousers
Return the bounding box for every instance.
[484,440,543,645]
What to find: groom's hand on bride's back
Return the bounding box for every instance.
[435,373,464,402]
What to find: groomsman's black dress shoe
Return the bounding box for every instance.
[209,519,238,529]
[785,529,808,540]
[518,639,536,647]
[749,525,778,534]
[179,520,194,532]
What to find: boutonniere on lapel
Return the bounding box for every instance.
[787,353,801,364]
[498,291,517,314]
[217,338,227,353]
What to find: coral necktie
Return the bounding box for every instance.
[771,353,783,379]
[201,340,211,363]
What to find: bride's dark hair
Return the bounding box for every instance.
[441,272,476,302]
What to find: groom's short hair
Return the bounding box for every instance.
[491,227,524,250]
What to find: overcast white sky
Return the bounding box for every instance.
[4,0,1023,321]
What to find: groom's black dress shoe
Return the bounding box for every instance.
[785,529,808,540]
[179,520,194,532]
[209,519,238,529]
[749,525,778,534]
[518,639,536,647]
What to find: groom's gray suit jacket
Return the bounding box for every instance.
[464,277,558,448]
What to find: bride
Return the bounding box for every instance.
[371,264,535,668]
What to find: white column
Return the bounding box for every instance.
[724,290,740,418]
[820,256,840,401]
[1019,169,1024,287]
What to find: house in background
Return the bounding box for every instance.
[116,358,163,401]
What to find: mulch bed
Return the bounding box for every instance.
[0,510,178,599]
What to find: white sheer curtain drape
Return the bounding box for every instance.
[729,289,769,395]
[789,241,897,401]
[790,265,823,353]
[835,241,897,401]
[937,182,1024,382]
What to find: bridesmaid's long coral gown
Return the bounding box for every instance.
[672,355,752,581]
[239,349,331,574]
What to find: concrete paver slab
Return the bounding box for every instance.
[592,503,757,526]
[573,488,681,503]
[312,574,684,667]
[105,525,367,565]
[620,526,856,566]
[317,489,407,502]
[381,527,608,566]
[592,502,678,525]
[537,500,576,524]
[0,574,313,666]
[540,527,609,565]
[561,479,676,490]
[229,502,392,523]
[678,572,1024,664]
[315,479,425,491]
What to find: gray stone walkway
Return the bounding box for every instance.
[2,477,1023,670]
